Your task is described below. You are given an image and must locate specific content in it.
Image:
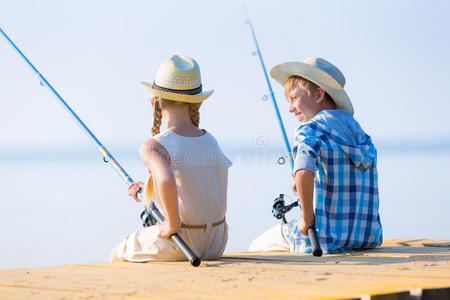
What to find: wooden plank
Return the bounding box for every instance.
[0,239,449,299]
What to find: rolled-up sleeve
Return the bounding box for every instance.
[292,126,320,174]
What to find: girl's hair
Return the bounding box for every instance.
[284,76,336,107]
[151,98,200,136]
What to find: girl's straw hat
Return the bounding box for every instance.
[141,55,213,103]
[270,57,354,115]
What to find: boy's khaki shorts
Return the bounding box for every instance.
[248,223,291,252]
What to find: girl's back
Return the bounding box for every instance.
[152,129,231,259]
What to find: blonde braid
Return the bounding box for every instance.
[190,103,200,127]
[151,100,162,136]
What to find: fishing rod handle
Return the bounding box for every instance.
[170,234,201,267]
[135,178,201,266]
[148,202,201,267]
[307,227,323,257]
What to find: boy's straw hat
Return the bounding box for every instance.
[141,55,213,103]
[270,57,354,115]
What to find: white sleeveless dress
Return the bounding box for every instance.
[110,129,232,262]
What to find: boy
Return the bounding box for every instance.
[249,57,382,254]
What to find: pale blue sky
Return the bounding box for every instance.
[1,0,449,149]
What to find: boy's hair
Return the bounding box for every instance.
[151,98,200,136]
[284,76,336,107]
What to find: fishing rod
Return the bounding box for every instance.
[242,5,322,257]
[0,27,201,267]
[242,4,293,170]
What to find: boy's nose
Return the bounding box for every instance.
[288,104,295,113]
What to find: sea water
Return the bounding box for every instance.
[0,141,449,269]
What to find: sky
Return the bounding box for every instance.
[1,0,449,151]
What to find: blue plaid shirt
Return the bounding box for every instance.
[288,110,383,254]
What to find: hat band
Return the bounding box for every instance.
[152,82,202,95]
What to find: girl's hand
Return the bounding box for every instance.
[128,182,144,202]
[290,179,298,196]
[158,218,181,240]
[298,214,315,236]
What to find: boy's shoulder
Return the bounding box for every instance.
[293,121,324,152]
[294,113,328,141]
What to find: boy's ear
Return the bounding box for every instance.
[315,88,326,103]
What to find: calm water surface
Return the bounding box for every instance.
[0,144,449,269]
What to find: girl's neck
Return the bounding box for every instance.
[162,109,204,137]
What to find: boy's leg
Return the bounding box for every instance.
[248,224,290,251]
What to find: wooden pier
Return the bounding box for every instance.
[0,239,449,299]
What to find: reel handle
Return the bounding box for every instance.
[307,227,323,257]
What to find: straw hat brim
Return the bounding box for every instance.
[141,82,213,103]
[270,62,354,115]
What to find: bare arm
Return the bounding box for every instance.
[295,169,316,236]
[139,138,181,238]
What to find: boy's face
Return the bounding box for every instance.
[285,85,322,123]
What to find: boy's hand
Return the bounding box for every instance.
[158,218,181,240]
[128,182,144,202]
[298,214,315,236]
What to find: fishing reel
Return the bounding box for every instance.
[271,193,323,257]
[140,210,157,227]
[272,194,299,224]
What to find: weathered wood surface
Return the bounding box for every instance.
[0,239,449,299]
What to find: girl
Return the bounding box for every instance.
[110,55,231,262]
